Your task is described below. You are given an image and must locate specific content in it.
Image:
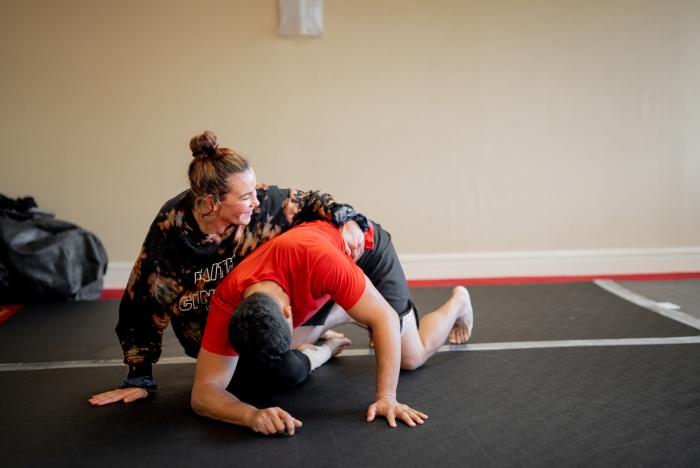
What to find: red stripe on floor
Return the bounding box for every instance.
[0,304,24,324]
[406,272,700,288]
[99,271,700,298]
[99,289,124,300]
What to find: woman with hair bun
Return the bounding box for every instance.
[89,130,371,405]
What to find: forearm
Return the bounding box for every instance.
[191,382,256,427]
[117,340,160,385]
[370,315,402,399]
[118,342,160,385]
[290,188,369,230]
[345,279,427,428]
[191,349,259,428]
[117,296,167,383]
[346,278,402,399]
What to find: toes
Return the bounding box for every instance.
[447,322,471,345]
[447,327,460,344]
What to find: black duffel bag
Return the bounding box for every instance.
[0,195,108,302]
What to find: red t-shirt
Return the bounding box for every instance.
[202,220,374,356]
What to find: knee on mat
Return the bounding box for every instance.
[275,366,309,387]
[271,349,312,388]
[400,354,426,371]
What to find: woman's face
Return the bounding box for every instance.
[217,169,259,226]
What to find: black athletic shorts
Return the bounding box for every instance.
[303,221,418,327]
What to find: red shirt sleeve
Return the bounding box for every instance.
[201,283,239,356]
[310,247,366,311]
[363,223,375,251]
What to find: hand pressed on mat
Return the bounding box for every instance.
[88,387,148,406]
[366,395,428,428]
[246,406,302,436]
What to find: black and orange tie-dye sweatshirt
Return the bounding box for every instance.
[116,185,368,387]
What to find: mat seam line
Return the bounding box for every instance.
[3,337,700,371]
[593,279,700,331]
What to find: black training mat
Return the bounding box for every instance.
[2,283,697,364]
[411,282,699,341]
[1,344,699,468]
[0,299,185,363]
[338,282,699,348]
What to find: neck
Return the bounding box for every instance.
[243,281,290,309]
[193,209,233,237]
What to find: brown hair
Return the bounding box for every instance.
[188,131,250,208]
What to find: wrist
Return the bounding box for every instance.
[348,212,369,231]
[375,392,397,402]
[242,404,260,428]
[120,375,157,391]
[333,207,369,231]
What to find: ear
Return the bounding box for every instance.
[204,194,219,211]
[282,305,292,319]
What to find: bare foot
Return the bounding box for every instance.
[447,286,474,344]
[320,329,345,341]
[323,336,352,357]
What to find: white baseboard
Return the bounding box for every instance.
[104,262,133,289]
[104,247,700,289]
[398,247,700,280]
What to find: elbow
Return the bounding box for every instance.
[190,387,206,416]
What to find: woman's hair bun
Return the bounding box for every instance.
[189,130,219,158]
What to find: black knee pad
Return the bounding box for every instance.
[270,350,312,388]
[228,349,312,399]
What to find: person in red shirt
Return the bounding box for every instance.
[192,220,474,436]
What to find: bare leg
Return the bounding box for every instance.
[291,304,357,348]
[320,329,345,340]
[321,335,352,357]
[400,286,473,370]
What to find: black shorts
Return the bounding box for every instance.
[303,221,418,327]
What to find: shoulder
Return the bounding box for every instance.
[255,185,290,209]
[298,221,344,248]
[138,191,196,264]
[249,185,296,227]
[255,184,285,200]
[159,190,193,213]
[282,222,347,267]
[145,190,193,233]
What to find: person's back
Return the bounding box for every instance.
[204,220,371,356]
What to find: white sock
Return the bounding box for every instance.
[299,344,332,372]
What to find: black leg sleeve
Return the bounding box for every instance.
[270,350,312,388]
[228,350,312,398]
